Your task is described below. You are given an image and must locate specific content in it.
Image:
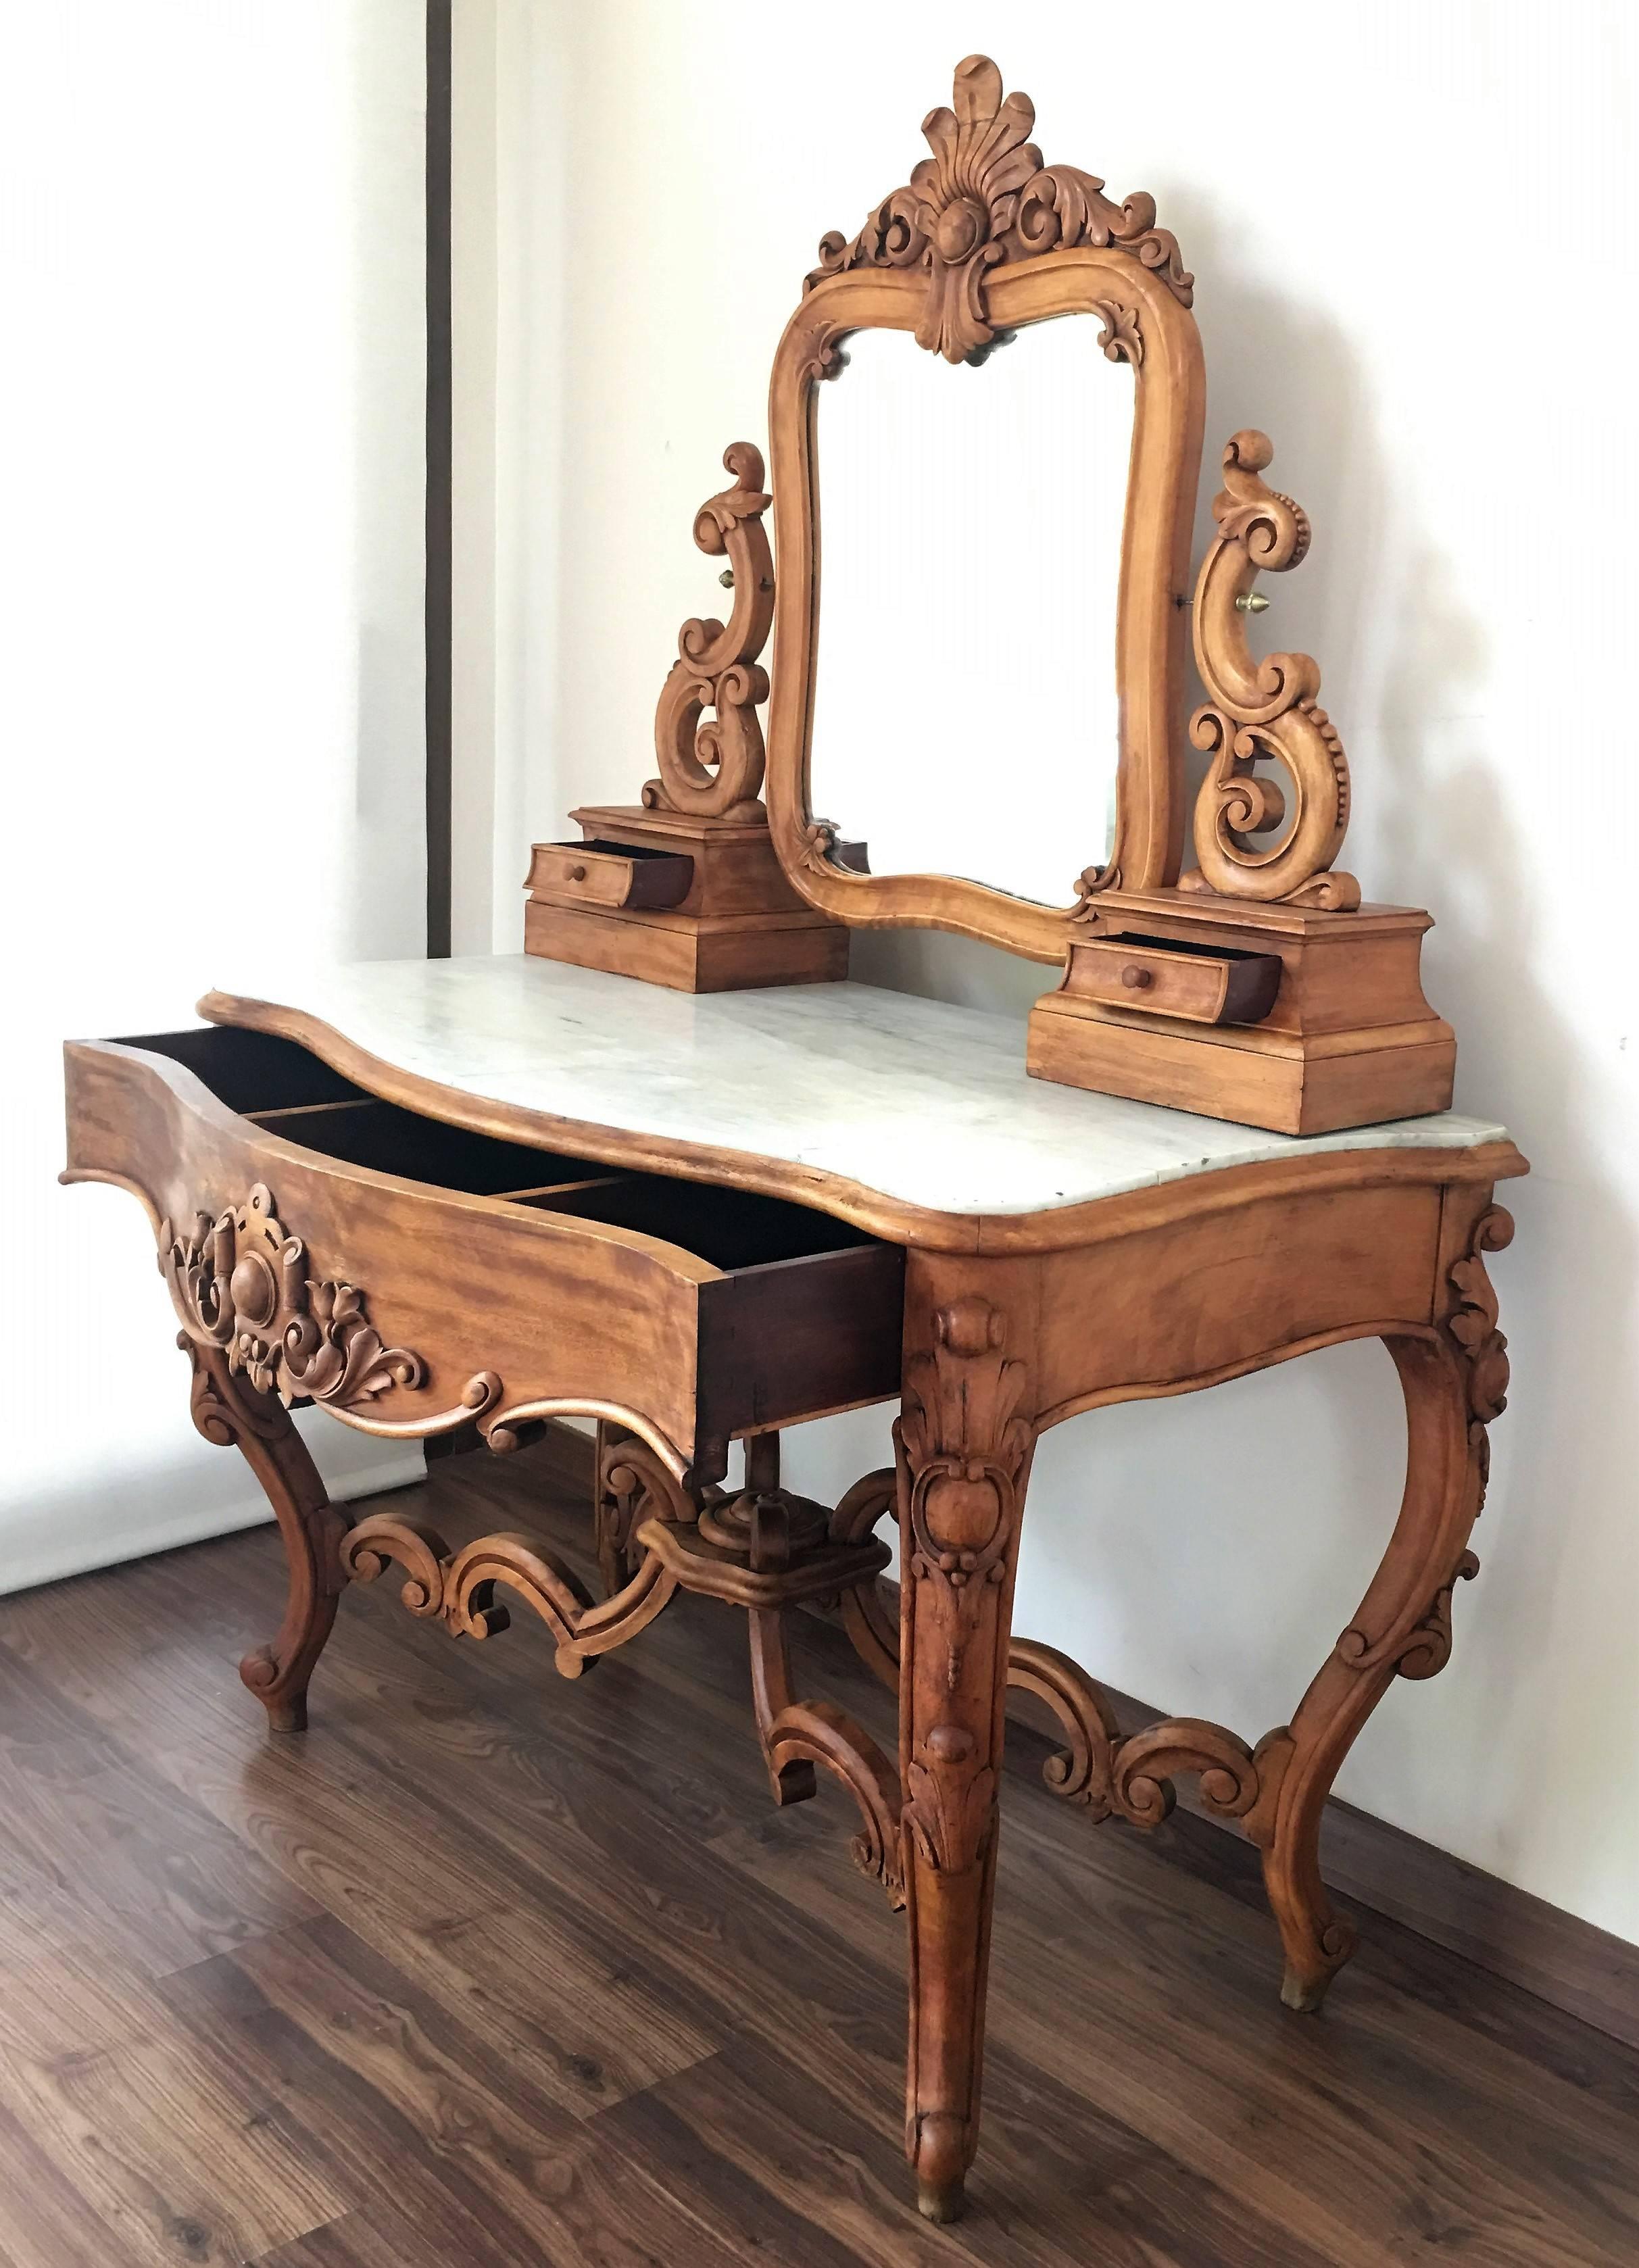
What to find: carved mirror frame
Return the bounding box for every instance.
[764,55,1206,963]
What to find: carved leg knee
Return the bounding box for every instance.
[185,1339,347,1733]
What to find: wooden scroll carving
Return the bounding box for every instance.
[182,1334,349,1733]
[1446,1204,1514,1506]
[342,1514,681,1677]
[1007,1640,1270,1828]
[646,442,775,818]
[161,1183,498,1435]
[343,1440,689,1679]
[1183,430,1361,911]
[808,53,1191,365]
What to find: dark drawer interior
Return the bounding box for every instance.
[118,1025,881,1271]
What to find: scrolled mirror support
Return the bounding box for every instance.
[1182,430,1361,912]
[647,442,775,818]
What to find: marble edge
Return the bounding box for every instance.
[199,963,1519,1228]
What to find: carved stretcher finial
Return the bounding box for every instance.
[1182,430,1361,912]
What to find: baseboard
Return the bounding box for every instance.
[1067,1678,1639,2058]
[0,1428,424,1600]
[524,1418,1639,2056]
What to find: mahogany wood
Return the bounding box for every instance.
[766,105,1206,950]
[63,42,1532,2186]
[9,1444,1632,2266]
[181,1338,349,1733]
[1058,932,1283,1026]
[524,839,695,913]
[1030,888,1457,1133]
[62,1032,899,1481]
[62,1010,1523,2221]
[523,894,845,993]
[491,1414,1639,2065]
[523,447,849,993]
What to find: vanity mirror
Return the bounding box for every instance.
[808,314,1132,906]
[527,53,1456,1137]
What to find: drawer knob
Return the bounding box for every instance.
[1121,964,1154,990]
[567,863,587,882]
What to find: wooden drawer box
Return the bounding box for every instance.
[62,1026,903,1477]
[1064,933,1282,1027]
[526,838,695,913]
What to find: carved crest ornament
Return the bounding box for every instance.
[778,53,1366,932]
[807,53,1190,366]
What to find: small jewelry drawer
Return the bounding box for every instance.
[1066,933,1282,1027]
[527,838,694,912]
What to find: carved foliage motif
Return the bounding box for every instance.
[1395,1551,1480,1681]
[898,1297,1031,1594]
[1091,300,1143,368]
[1008,1641,1270,1831]
[1446,1204,1515,1507]
[162,1184,426,1413]
[647,443,775,818]
[1183,431,1361,912]
[897,1296,1031,1877]
[807,55,1190,366]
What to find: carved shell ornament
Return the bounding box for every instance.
[806,54,1191,366]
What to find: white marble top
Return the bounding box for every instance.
[205,956,1508,1223]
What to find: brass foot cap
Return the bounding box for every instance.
[917,2179,966,2224]
[1280,1963,1331,2014]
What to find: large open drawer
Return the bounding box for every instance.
[63,1025,904,1477]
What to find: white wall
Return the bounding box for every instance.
[0,2,431,1590]
[457,0,1639,1944]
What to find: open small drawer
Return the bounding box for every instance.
[63,1024,904,1475]
[1062,933,1283,1027]
[525,838,695,912]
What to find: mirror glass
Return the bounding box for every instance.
[808,316,1134,906]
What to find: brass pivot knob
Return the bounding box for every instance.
[1235,591,1271,614]
[718,569,735,588]
[1121,964,1153,989]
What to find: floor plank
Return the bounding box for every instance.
[1,1439,1635,2266]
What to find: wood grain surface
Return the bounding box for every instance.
[1,1438,1633,2265]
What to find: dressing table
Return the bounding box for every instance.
[62,58,1525,2226]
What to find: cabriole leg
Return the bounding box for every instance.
[182,1337,348,1733]
[896,1275,1038,2225]
[1250,1206,1510,2007]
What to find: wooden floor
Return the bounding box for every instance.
[1,1444,1636,2267]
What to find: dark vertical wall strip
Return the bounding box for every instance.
[425,1,454,956]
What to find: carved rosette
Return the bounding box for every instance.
[160,1183,497,1432]
[896,1296,1033,1876]
[646,443,775,819]
[807,55,1190,366]
[1182,432,1361,912]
